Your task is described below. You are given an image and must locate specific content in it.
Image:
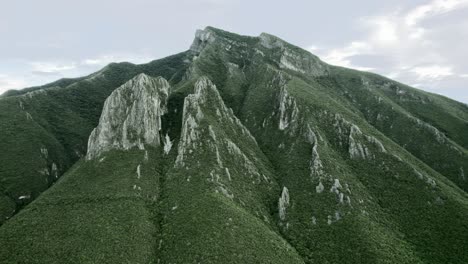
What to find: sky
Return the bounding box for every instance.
[1,0,467,103]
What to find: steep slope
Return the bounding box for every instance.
[0,74,171,263]
[0,52,192,224]
[0,75,304,263]
[0,26,467,264]
[174,27,468,263]
[158,77,303,263]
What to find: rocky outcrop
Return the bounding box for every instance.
[278,187,290,221]
[307,125,323,177]
[259,33,329,76]
[190,29,217,53]
[333,114,386,159]
[175,76,258,168]
[174,77,212,167]
[278,85,299,131]
[86,73,170,160]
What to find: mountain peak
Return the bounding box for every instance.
[189,28,217,53]
[189,26,257,54]
[258,32,285,49]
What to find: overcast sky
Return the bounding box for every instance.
[1,0,467,103]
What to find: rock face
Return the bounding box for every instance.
[86,73,170,160]
[278,187,290,221]
[259,32,329,76]
[175,76,258,169]
[190,29,216,53]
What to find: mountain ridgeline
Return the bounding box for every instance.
[0,27,467,263]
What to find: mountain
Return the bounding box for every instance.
[0,26,467,264]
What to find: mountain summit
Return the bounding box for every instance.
[0,27,467,263]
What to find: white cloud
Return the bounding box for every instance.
[1,53,155,94]
[306,45,319,52]
[310,0,468,96]
[0,75,27,94]
[366,16,399,45]
[321,41,374,71]
[30,62,76,74]
[405,0,468,26]
[82,59,103,66]
[410,65,454,80]
[82,54,153,66]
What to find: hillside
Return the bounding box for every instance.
[0,27,467,264]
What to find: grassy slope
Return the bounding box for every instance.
[0,149,162,264]
[328,67,468,191]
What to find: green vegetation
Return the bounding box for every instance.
[0,52,192,224]
[0,149,162,264]
[0,26,467,263]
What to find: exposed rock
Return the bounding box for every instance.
[413,169,424,180]
[218,186,234,199]
[413,168,437,187]
[208,125,217,141]
[175,76,258,168]
[316,182,324,193]
[25,112,33,121]
[280,50,306,73]
[86,74,170,160]
[327,215,332,225]
[175,78,211,167]
[330,179,342,194]
[18,195,31,200]
[40,147,48,158]
[348,125,370,159]
[225,168,232,181]
[215,145,223,168]
[426,177,436,187]
[311,216,317,225]
[278,187,290,221]
[259,33,285,49]
[51,163,58,178]
[259,33,328,76]
[407,114,447,144]
[339,193,344,203]
[163,134,173,155]
[335,211,341,221]
[38,168,50,176]
[226,139,261,179]
[307,126,323,177]
[334,114,386,159]
[278,85,299,131]
[190,29,216,53]
[136,164,141,179]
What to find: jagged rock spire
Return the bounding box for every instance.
[86,73,170,160]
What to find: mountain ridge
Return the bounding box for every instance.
[0,26,467,263]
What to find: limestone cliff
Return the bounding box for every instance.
[86,73,170,160]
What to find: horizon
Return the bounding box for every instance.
[1,0,467,103]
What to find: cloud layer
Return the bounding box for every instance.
[310,0,468,102]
